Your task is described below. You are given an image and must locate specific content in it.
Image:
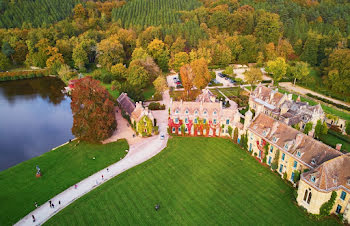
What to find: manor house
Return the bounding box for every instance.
[168,89,242,138]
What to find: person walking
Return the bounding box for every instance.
[107,168,109,172]
[52,203,55,208]
[102,175,104,180]
[32,215,35,222]
[49,200,52,208]
[74,184,77,189]
[58,200,61,205]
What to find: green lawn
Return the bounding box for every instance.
[46,137,339,225]
[218,87,241,96]
[143,85,156,100]
[101,83,120,99]
[0,140,129,225]
[319,132,350,153]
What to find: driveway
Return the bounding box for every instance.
[279,82,350,108]
[103,107,142,145]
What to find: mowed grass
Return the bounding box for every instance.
[101,83,120,99]
[46,137,339,225]
[0,140,129,225]
[319,132,350,153]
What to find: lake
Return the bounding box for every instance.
[0,77,74,171]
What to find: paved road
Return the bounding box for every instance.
[279,82,350,108]
[15,91,171,226]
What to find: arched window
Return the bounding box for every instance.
[307,192,312,204]
[303,189,308,201]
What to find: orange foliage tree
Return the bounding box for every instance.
[191,58,211,90]
[180,64,194,98]
[71,77,116,143]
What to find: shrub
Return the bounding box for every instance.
[148,102,165,110]
[293,170,301,183]
[319,191,337,216]
[283,172,287,180]
[303,122,313,135]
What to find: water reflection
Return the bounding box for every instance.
[0,77,74,171]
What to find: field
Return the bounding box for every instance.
[112,0,202,28]
[0,140,129,225]
[46,137,339,225]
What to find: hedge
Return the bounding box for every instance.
[0,70,48,81]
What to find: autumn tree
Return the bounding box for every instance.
[97,35,124,69]
[290,61,310,85]
[169,52,189,72]
[147,39,170,72]
[126,63,151,89]
[131,47,150,61]
[71,77,116,143]
[153,75,168,94]
[255,11,282,44]
[130,57,160,81]
[191,58,211,90]
[180,64,194,97]
[244,68,263,86]
[324,48,350,97]
[46,46,64,74]
[265,57,288,84]
[110,63,127,81]
[171,37,186,54]
[72,44,88,71]
[0,52,10,71]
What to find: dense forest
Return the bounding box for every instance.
[0,0,82,28]
[0,0,349,101]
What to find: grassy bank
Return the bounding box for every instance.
[0,139,129,225]
[47,137,338,225]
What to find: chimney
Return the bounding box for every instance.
[336,143,342,151]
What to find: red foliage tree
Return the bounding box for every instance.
[71,77,116,143]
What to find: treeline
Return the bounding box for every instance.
[111,0,202,28]
[0,0,82,28]
[0,0,349,100]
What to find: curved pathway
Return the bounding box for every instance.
[15,91,170,226]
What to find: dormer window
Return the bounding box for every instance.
[213,111,217,115]
[253,125,257,130]
[333,178,337,184]
[175,109,179,114]
[194,110,198,115]
[185,110,189,114]
[311,158,316,165]
[311,176,316,183]
[297,151,301,157]
[272,136,277,143]
[204,110,207,115]
[262,130,267,136]
[284,143,289,150]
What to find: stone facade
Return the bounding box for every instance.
[168,98,243,138]
[247,113,342,183]
[249,85,325,129]
[118,93,155,137]
[297,154,350,221]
